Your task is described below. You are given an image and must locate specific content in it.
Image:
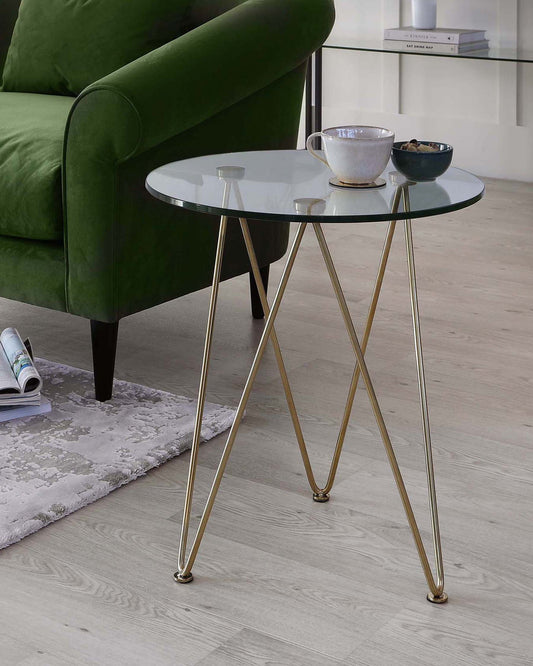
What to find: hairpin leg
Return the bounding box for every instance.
[176,178,446,601]
[239,218,323,496]
[175,209,229,583]
[402,186,446,603]
[175,223,308,582]
[317,186,404,499]
[313,219,447,603]
[239,189,402,503]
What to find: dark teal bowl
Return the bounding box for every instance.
[391,142,453,182]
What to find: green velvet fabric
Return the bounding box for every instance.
[0,93,74,241]
[73,0,335,157]
[0,0,335,322]
[0,236,66,312]
[0,0,21,79]
[189,0,246,25]
[66,67,305,320]
[2,0,193,96]
[64,0,335,321]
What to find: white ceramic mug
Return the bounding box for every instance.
[306,126,395,185]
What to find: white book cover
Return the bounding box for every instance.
[384,27,487,44]
[383,40,489,55]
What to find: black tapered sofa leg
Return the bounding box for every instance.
[90,320,119,402]
[249,265,270,319]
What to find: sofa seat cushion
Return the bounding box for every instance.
[2,0,193,96]
[0,92,73,241]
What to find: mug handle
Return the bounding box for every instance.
[306,132,328,167]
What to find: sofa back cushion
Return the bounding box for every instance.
[0,92,75,241]
[2,0,193,96]
[0,0,21,78]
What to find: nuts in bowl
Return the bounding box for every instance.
[391,140,453,181]
[400,139,440,153]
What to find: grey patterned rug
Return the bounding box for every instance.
[0,358,235,550]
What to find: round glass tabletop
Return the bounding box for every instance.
[146,150,484,223]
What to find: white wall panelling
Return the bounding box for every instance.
[381,0,401,114]
[517,0,533,129]
[312,0,533,181]
[497,0,518,126]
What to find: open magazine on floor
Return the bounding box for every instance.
[0,328,43,406]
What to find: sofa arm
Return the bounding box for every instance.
[65,0,335,162]
[63,0,333,321]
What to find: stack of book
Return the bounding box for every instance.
[383,27,489,55]
[0,327,51,422]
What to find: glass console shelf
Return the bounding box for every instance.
[305,39,533,138]
[324,38,533,64]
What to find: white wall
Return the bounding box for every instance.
[305,0,533,182]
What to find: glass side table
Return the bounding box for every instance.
[146,150,484,604]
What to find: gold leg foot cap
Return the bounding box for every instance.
[174,571,194,584]
[313,492,330,503]
[427,592,448,604]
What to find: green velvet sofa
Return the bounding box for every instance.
[0,0,334,400]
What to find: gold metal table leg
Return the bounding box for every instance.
[175,181,231,584]
[175,222,308,582]
[313,211,447,604]
[239,218,321,496]
[402,186,446,603]
[318,187,403,498]
[176,177,446,602]
[239,188,404,504]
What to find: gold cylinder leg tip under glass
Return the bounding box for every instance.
[174,177,447,604]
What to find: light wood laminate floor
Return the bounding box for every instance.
[1,177,532,665]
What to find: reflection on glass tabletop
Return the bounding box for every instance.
[146,150,484,223]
